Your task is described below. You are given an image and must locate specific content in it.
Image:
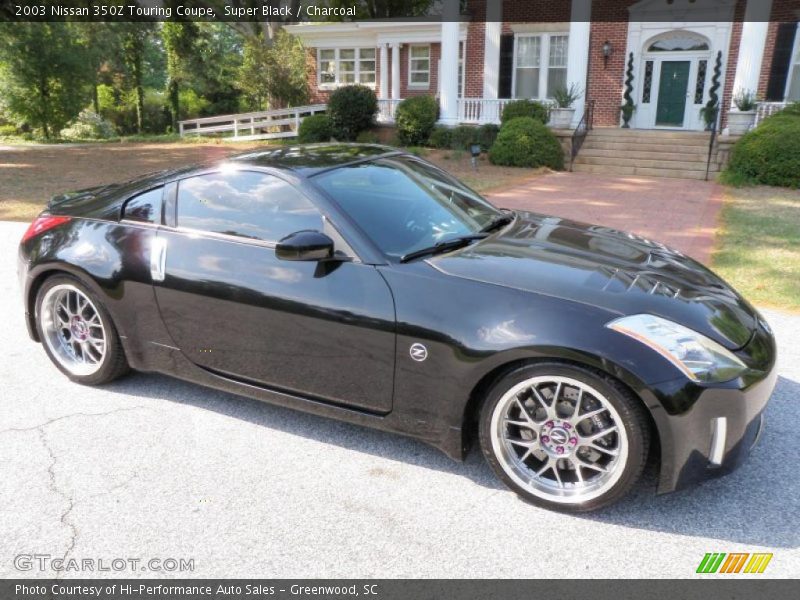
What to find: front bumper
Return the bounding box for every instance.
[650,321,777,494]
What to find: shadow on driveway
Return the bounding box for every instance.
[103,370,799,548]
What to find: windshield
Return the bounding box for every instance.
[312,156,502,259]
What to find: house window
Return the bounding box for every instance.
[513,33,569,100]
[409,45,431,87]
[317,48,376,88]
[786,28,800,101]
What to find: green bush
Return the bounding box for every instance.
[395,95,438,146]
[501,99,550,125]
[477,123,500,151]
[449,125,477,150]
[60,109,117,140]
[298,114,332,143]
[777,101,800,117]
[0,124,18,137]
[355,130,380,144]
[327,85,378,141]
[427,125,452,148]
[725,112,800,188]
[489,117,564,169]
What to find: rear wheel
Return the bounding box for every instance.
[36,275,129,385]
[479,363,649,512]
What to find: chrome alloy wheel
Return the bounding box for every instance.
[490,375,628,504]
[40,284,107,377]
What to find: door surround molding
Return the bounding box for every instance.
[623,21,733,130]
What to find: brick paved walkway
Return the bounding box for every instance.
[487,171,723,264]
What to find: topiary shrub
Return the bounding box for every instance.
[501,99,549,125]
[489,117,564,169]
[725,112,800,188]
[395,95,438,146]
[60,109,117,140]
[427,125,452,148]
[298,114,332,143]
[477,123,499,151]
[327,85,378,141]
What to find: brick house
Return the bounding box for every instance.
[285,0,800,134]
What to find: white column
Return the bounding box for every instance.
[482,1,503,101]
[566,0,592,127]
[379,44,389,99]
[731,0,772,104]
[391,43,401,100]
[438,0,461,125]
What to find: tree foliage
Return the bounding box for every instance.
[237,28,308,111]
[0,23,92,137]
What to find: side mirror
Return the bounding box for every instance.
[276,230,334,262]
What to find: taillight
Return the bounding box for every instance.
[21,215,71,244]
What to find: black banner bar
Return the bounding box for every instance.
[2,579,799,600]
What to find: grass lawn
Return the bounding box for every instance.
[0,142,543,222]
[712,185,800,312]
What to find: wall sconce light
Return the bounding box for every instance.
[602,41,613,68]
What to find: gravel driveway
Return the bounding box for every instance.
[1,220,798,578]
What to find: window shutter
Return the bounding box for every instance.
[765,22,797,101]
[499,34,514,99]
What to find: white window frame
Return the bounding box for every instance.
[784,23,800,101]
[408,44,431,88]
[511,32,569,100]
[317,47,376,89]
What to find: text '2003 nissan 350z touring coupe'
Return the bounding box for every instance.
[18,144,776,512]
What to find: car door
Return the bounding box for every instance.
[152,169,396,414]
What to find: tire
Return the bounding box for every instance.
[478,362,649,512]
[35,274,129,386]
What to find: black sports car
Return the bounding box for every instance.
[18,144,776,512]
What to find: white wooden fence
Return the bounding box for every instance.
[178,104,327,141]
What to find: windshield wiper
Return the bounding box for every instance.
[400,233,488,263]
[480,212,514,234]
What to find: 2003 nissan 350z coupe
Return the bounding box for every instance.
[18,144,776,512]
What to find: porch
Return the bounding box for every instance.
[376,98,541,125]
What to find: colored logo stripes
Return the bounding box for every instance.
[696,552,773,574]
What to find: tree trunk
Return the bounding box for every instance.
[92,81,100,114]
[168,79,180,132]
[133,54,144,133]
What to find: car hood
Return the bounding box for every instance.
[428,212,757,350]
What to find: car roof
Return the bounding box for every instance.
[228,143,404,176]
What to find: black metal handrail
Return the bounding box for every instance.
[570,99,595,172]
[705,107,719,181]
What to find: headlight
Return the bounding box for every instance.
[607,314,747,383]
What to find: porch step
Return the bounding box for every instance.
[572,128,716,180]
[572,163,714,180]
[582,140,711,153]
[579,148,709,162]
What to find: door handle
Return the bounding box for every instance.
[150,237,168,282]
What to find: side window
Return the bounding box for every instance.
[122,187,162,223]
[176,171,322,242]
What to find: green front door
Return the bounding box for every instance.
[656,61,690,126]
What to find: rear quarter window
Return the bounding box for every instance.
[122,187,163,223]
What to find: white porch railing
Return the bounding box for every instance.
[377,99,402,123]
[754,102,788,126]
[377,97,550,125]
[178,104,327,141]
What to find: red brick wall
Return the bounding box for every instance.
[587,0,630,126]
[399,43,440,97]
[500,0,572,31]
[719,0,747,129]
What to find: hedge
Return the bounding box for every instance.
[489,117,563,169]
[726,111,800,188]
[327,85,378,141]
[501,99,550,125]
[396,95,438,146]
[297,114,332,143]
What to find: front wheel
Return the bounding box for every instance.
[35,275,129,385]
[479,363,649,512]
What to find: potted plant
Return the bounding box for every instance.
[728,89,758,135]
[620,103,636,128]
[549,83,582,128]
